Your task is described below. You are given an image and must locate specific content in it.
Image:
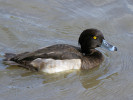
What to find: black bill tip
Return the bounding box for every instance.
[114,46,117,51]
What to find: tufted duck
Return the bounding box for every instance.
[4,29,117,73]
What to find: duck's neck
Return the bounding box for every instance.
[83,49,96,55]
[80,45,95,55]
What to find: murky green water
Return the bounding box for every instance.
[0,0,133,100]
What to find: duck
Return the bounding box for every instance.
[4,28,117,73]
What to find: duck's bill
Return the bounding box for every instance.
[100,39,117,51]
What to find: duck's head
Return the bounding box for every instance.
[78,28,117,54]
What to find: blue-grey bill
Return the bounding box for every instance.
[101,39,117,51]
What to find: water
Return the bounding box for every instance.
[0,0,133,100]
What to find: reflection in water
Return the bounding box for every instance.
[79,63,108,89]
[5,61,110,90]
[79,70,104,89]
[41,68,105,89]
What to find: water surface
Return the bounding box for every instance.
[0,0,133,100]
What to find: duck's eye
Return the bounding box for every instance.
[93,36,97,40]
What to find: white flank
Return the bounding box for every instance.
[30,58,81,73]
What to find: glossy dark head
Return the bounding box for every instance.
[78,28,117,54]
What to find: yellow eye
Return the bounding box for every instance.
[93,36,97,39]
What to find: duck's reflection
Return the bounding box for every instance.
[6,62,111,89]
[41,65,109,89]
[79,68,104,89]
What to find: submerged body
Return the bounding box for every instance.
[4,29,117,73]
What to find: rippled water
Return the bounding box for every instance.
[0,0,133,100]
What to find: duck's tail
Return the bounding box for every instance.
[3,53,19,66]
[4,53,16,61]
[3,53,38,71]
